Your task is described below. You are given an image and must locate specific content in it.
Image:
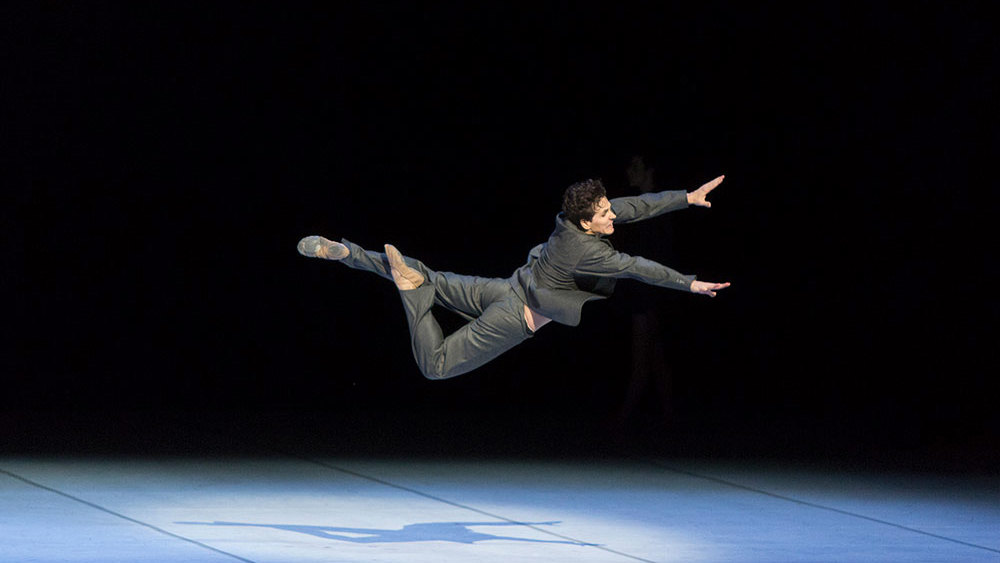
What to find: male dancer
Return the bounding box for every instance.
[298,176,730,380]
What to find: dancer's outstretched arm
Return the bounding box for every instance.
[611,174,725,223]
[577,247,731,296]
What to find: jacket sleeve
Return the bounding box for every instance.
[610,190,689,224]
[575,245,695,292]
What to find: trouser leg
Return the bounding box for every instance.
[398,286,532,380]
[428,274,513,322]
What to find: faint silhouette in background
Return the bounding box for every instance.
[611,156,679,437]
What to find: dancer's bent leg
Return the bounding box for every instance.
[429,275,514,323]
[398,288,532,380]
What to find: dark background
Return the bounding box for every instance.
[4,4,996,468]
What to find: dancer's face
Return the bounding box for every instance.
[581,197,616,235]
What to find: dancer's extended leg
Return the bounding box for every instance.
[301,236,509,322]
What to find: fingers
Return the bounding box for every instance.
[704,174,725,191]
[691,175,724,208]
[693,285,712,297]
[697,281,731,297]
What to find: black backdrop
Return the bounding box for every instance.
[4,4,996,464]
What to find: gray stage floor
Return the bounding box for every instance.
[1,454,998,562]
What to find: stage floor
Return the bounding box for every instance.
[1,454,998,562]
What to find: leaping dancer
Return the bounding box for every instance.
[297,175,730,380]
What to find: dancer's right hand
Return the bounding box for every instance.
[690,280,731,297]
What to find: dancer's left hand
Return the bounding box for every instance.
[687,175,724,207]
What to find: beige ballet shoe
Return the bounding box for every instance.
[384,244,424,290]
[297,236,349,260]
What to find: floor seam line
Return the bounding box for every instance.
[278,450,658,563]
[642,459,1000,555]
[0,466,256,563]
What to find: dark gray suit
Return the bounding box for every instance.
[340,190,696,380]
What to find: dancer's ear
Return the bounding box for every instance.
[579,219,591,231]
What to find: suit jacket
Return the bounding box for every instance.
[509,190,695,326]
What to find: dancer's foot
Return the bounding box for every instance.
[297,236,349,260]
[385,244,424,290]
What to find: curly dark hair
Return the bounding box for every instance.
[561,179,607,228]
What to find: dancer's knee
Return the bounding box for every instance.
[420,368,449,381]
[418,359,467,381]
[419,364,456,381]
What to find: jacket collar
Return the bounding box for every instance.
[555,213,605,239]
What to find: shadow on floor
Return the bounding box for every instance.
[175,520,595,545]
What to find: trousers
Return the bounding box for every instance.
[340,240,534,379]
